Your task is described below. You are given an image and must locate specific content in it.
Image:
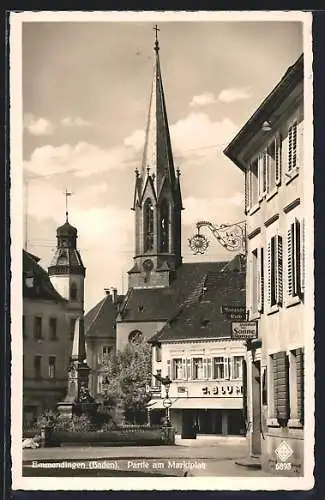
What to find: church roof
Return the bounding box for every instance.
[57,221,78,237]
[23,250,66,302]
[85,292,124,339]
[148,260,246,342]
[118,261,229,323]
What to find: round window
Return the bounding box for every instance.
[128,330,143,343]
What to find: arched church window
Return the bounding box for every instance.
[144,198,154,252]
[70,282,78,301]
[128,330,143,344]
[159,199,169,253]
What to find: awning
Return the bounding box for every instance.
[147,398,242,410]
[172,398,242,410]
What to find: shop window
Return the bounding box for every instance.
[48,356,56,379]
[34,316,43,340]
[49,317,57,341]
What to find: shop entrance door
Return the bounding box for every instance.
[251,360,261,456]
[181,410,196,439]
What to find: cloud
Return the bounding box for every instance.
[61,116,93,127]
[124,129,145,152]
[189,92,217,107]
[24,113,56,136]
[170,113,238,155]
[24,141,140,179]
[218,87,252,103]
[182,193,244,226]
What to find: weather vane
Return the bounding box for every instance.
[64,189,73,222]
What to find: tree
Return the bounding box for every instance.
[101,338,152,424]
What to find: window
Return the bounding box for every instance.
[98,345,112,364]
[249,159,259,206]
[34,356,41,379]
[287,218,303,299]
[34,317,42,340]
[128,330,143,343]
[49,317,57,340]
[159,199,169,252]
[267,235,283,308]
[70,318,76,340]
[288,121,297,172]
[192,358,204,380]
[48,357,56,379]
[155,344,162,362]
[213,357,230,380]
[144,198,154,252]
[232,356,244,379]
[25,271,34,288]
[70,282,77,301]
[272,351,290,426]
[173,359,184,380]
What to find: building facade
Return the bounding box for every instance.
[23,250,71,424]
[224,55,305,475]
[148,260,247,438]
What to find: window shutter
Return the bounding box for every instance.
[295,218,301,296]
[296,348,304,425]
[263,150,268,195]
[300,218,305,295]
[257,247,264,313]
[274,351,290,425]
[287,226,293,297]
[203,358,207,379]
[297,122,303,170]
[267,241,272,307]
[288,122,297,172]
[276,235,283,306]
[275,134,282,185]
[245,170,250,214]
[242,359,248,423]
[167,359,171,379]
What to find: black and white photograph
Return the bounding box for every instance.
[10,11,314,490]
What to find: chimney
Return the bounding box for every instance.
[111,287,117,304]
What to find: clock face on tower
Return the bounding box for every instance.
[142,259,154,272]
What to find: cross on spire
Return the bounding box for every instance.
[64,189,73,222]
[153,24,160,52]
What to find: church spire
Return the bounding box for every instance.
[129,26,182,288]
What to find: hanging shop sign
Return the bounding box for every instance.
[231,321,258,340]
[221,305,246,321]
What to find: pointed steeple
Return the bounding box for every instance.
[130,26,183,289]
[137,25,180,203]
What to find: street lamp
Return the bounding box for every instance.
[153,372,172,427]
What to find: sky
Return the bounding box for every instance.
[22,17,303,312]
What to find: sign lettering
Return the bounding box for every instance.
[202,385,242,396]
[231,321,258,340]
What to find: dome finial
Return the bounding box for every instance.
[153,24,160,53]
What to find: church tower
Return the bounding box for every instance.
[48,192,86,340]
[129,27,183,289]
